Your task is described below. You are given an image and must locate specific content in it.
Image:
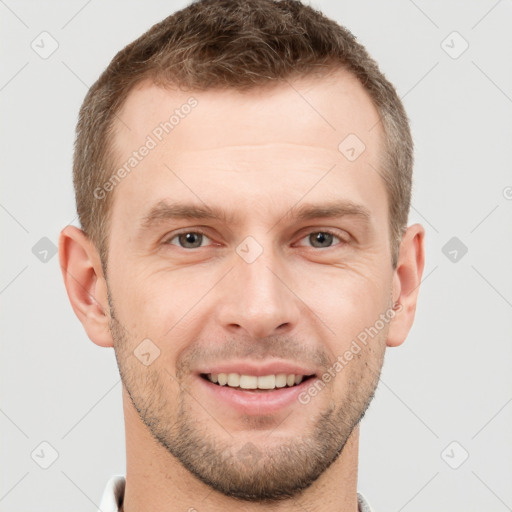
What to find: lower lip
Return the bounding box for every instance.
[197,375,315,415]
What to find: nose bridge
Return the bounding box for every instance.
[216,238,300,338]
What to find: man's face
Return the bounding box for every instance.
[106,69,395,500]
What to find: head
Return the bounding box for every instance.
[60,0,424,503]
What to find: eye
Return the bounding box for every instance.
[164,229,346,250]
[298,230,345,249]
[166,231,212,249]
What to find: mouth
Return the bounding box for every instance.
[195,362,319,414]
[200,372,316,391]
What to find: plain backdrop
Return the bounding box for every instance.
[1,1,511,511]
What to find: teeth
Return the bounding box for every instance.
[206,373,308,390]
[257,375,275,389]
[275,374,287,388]
[227,373,240,387]
[239,375,258,389]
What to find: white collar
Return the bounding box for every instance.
[97,474,375,512]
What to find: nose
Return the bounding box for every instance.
[215,244,301,339]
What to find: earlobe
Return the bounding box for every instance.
[58,225,114,348]
[386,223,426,347]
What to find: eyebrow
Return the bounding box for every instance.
[139,199,371,232]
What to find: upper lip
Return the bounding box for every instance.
[196,360,317,377]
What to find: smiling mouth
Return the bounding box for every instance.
[200,373,316,391]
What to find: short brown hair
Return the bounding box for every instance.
[73,0,412,269]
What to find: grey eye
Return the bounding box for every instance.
[170,232,208,248]
[308,232,337,248]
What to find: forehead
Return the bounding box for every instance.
[108,69,386,231]
[114,69,382,152]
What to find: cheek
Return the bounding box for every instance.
[307,271,392,397]
[110,262,189,324]
[109,264,213,366]
[305,264,392,338]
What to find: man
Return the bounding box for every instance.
[59,0,425,510]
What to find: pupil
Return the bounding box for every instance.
[180,233,202,248]
[311,232,332,248]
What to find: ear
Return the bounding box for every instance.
[58,225,113,348]
[387,223,425,347]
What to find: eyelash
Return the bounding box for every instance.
[164,229,347,249]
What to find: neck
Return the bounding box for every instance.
[121,387,360,512]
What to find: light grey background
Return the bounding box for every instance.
[1,1,511,511]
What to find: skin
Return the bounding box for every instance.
[59,68,425,512]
